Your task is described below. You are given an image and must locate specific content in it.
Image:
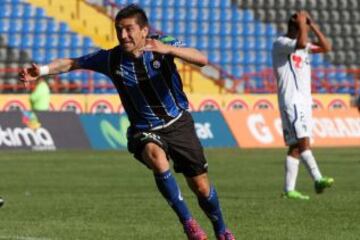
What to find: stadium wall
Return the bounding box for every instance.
[0,94,353,113]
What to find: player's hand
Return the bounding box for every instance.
[296,11,308,25]
[19,63,40,87]
[141,39,171,54]
[304,12,313,25]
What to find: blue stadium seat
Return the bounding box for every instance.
[220,50,233,65]
[198,8,210,21]
[208,36,221,49]
[162,7,174,21]
[209,0,221,8]
[58,34,71,48]
[174,0,186,7]
[173,20,186,35]
[185,22,197,35]
[208,50,220,63]
[33,33,46,48]
[70,48,83,58]
[197,22,210,35]
[58,49,71,58]
[184,34,197,47]
[242,10,254,22]
[255,51,268,65]
[23,3,36,18]
[231,22,243,36]
[21,34,33,49]
[0,4,11,18]
[255,36,267,50]
[174,7,186,21]
[45,34,59,48]
[185,0,197,8]
[220,22,232,35]
[70,33,83,48]
[209,22,220,35]
[0,18,10,33]
[231,8,244,23]
[196,35,208,50]
[47,19,59,33]
[233,67,244,78]
[254,23,266,36]
[242,23,255,36]
[9,19,22,33]
[151,6,162,21]
[45,49,57,62]
[33,48,46,63]
[185,8,198,21]
[83,37,93,52]
[243,36,256,50]
[209,8,221,22]
[161,20,174,35]
[10,4,24,18]
[59,22,70,34]
[8,33,21,47]
[220,8,232,22]
[35,7,46,18]
[265,24,277,37]
[220,36,232,50]
[34,19,47,33]
[162,0,176,8]
[232,36,244,50]
[243,51,256,65]
[232,50,244,65]
[22,19,35,33]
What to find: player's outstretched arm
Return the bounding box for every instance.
[141,39,208,67]
[19,58,80,83]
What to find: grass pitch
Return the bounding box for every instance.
[0,148,359,240]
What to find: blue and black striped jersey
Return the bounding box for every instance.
[77,35,189,130]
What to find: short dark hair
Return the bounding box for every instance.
[287,13,298,33]
[115,4,149,28]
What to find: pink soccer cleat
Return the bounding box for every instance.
[217,229,236,240]
[183,218,208,240]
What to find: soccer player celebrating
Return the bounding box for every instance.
[19,4,235,240]
[272,11,334,200]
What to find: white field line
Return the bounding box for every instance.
[0,236,52,240]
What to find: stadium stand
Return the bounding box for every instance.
[85,0,359,94]
[0,0,358,95]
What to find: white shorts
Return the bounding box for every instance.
[280,103,312,145]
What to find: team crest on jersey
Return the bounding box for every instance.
[152,60,161,69]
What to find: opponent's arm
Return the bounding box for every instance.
[19,58,80,83]
[141,39,208,67]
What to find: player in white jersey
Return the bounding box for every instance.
[272,11,334,200]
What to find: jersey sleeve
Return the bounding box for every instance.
[273,37,297,55]
[76,49,110,76]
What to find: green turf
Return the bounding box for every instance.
[0,148,359,240]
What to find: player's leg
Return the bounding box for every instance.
[297,138,334,193]
[283,144,309,200]
[141,142,195,223]
[281,105,309,199]
[127,130,197,235]
[186,174,235,240]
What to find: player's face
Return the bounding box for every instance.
[115,17,148,54]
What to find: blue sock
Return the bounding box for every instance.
[154,170,192,223]
[198,186,226,235]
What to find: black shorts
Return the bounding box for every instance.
[127,112,208,177]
